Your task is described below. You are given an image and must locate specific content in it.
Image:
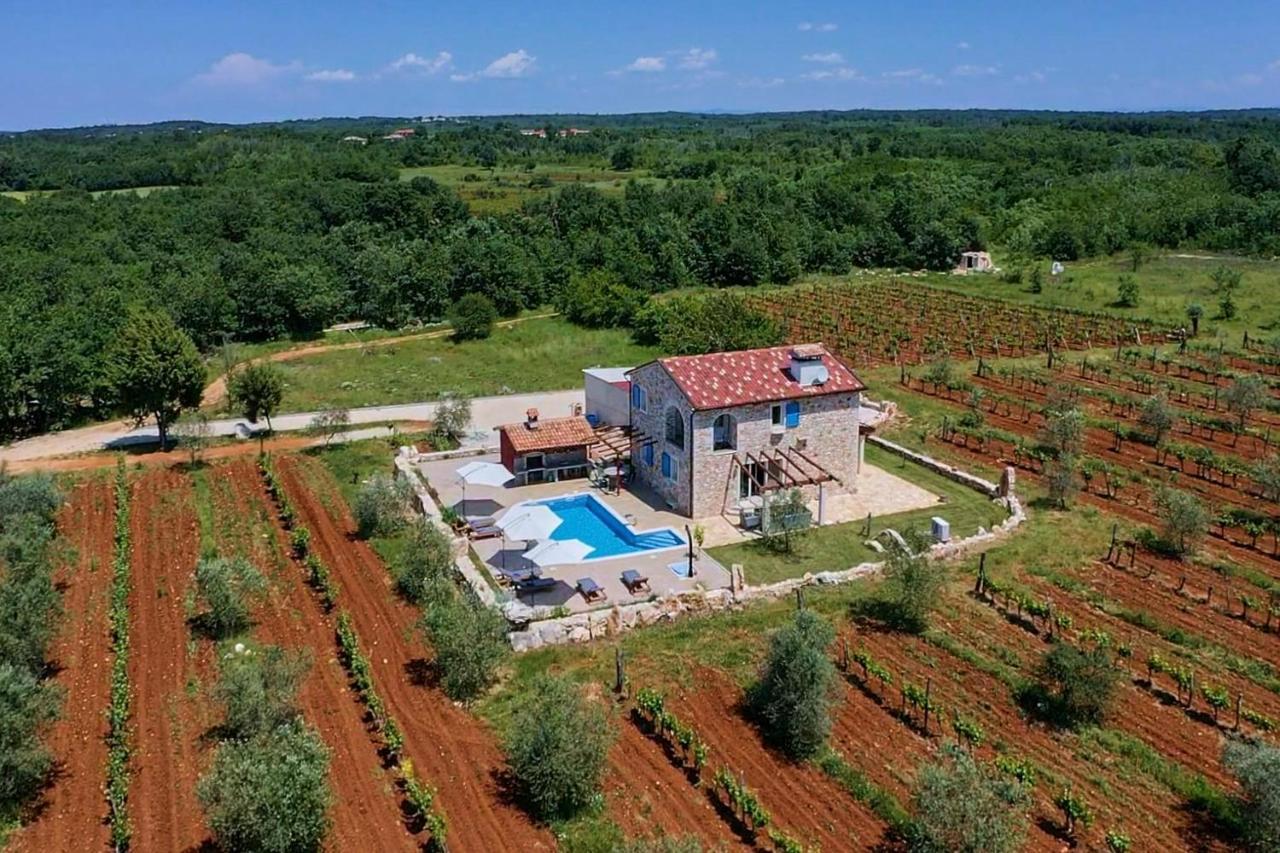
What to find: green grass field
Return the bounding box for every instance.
[398,163,656,213]
[274,315,660,412]
[908,251,1280,341]
[706,443,1007,584]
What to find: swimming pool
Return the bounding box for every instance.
[526,493,685,561]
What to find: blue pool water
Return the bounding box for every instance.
[530,494,685,560]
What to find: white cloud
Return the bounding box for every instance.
[1014,70,1047,84]
[951,63,998,77]
[386,51,453,75]
[452,49,537,82]
[306,68,356,82]
[798,21,838,32]
[802,66,862,81]
[956,41,971,50]
[676,47,717,70]
[625,56,666,72]
[802,52,844,65]
[194,53,300,86]
[881,68,942,84]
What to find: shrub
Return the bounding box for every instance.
[198,720,332,853]
[353,474,412,538]
[1029,641,1119,727]
[421,592,509,703]
[1224,737,1280,851]
[557,269,647,329]
[431,394,472,445]
[504,674,614,821]
[1116,275,1139,307]
[909,743,1027,853]
[747,609,839,761]
[194,556,266,639]
[213,645,310,740]
[448,293,498,341]
[0,662,61,807]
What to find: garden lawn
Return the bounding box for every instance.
[273,315,661,413]
[707,443,1007,584]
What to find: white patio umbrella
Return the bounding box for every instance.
[524,538,593,567]
[496,505,562,541]
[454,461,513,517]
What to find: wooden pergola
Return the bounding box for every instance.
[731,447,841,525]
[588,424,646,463]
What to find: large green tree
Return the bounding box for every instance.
[747,608,840,760]
[105,307,205,450]
[228,361,285,432]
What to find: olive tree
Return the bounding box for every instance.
[194,556,266,639]
[421,591,509,703]
[0,662,61,808]
[306,406,350,446]
[173,411,214,466]
[1153,485,1209,557]
[1030,641,1118,727]
[353,473,412,538]
[747,608,839,760]
[879,532,946,633]
[213,645,310,740]
[1223,738,1280,851]
[909,743,1028,853]
[1138,393,1175,446]
[1045,453,1079,509]
[1224,374,1268,431]
[505,674,614,821]
[198,720,332,853]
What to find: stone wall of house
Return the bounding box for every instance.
[690,390,862,519]
[628,363,693,513]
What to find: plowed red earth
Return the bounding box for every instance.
[843,624,1233,852]
[127,469,215,853]
[9,478,115,853]
[210,460,416,850]
[605,719,751,849]
[667,669,891,850]
[274,454,553,851]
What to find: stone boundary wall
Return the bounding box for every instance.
[866,434,1001,497]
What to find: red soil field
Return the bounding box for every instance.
[9,479,115,853]
[843,623,1234,852]
[273,454,553,852]
[605,719,751,849]
[209,460,417,851]
[126,468,214,853]
[667,669,891,850]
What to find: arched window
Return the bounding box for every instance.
[712,413,737,451]
[665,406,685,450]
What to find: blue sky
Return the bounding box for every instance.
[4,1,1279,129]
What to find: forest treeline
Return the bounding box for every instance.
[1,111,1279,439]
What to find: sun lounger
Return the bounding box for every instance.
[516,576,557,593]
[621,569,650,594]
[577,577,606,603]
[468,523,502,540]
[502,567,542,584]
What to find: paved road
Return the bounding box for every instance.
[0,389,586,467]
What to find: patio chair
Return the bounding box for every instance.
[576,577,607,603]
[621,569,650,594]
[516,576,557,594]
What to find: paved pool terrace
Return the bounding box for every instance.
[413,450,944,613]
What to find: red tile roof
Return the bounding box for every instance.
[498,415,597,454]
[650,343,865,410]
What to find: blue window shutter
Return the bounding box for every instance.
[631,385,641,409]
[643,444,654,466]
[785,401,801,428]
[661,452,671,478]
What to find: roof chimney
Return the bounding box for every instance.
[525,407,540,429]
